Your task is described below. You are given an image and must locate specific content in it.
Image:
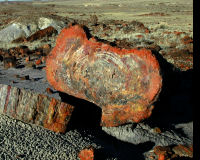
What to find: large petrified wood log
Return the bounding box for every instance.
[46,25,162,127]
[0,84,74,133]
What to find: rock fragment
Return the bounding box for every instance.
[35,59,42,65]
[102,123,192,146]
[0,84,74,133]
[26,26,57,42]
[46,25,162,127]
[46,87,53,94]
[78,147,94,160]
[25,56,30,62]
[0,23,27,42]
[181,35,193,45]
[38,17,65,33]
[172,144,193,158]
[3,56,17,69]
[151,144,193,159]
[11,26,57,43]
[153,146,171,160]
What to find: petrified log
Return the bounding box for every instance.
[0,84,74,133]
[46,25,162,127]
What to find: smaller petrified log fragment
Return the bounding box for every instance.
[152,144,193,159]
[172,144,193,158]
[26,26,57,42]
[154,146,171,160]
[35,59,42,65]
[0,84,74,133]
[78,147,94,160]
[46,25,162,127]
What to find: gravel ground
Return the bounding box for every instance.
[0,114,102,160]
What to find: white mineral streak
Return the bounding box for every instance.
[96,52,125,70]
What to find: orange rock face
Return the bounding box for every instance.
[46,25,162,127]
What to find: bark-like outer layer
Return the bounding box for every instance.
[0,84,74,133]
[46,25,162,127]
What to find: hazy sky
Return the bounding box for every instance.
[0,0,34,1]
[0,0,48,1]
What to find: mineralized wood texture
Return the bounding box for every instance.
[0,84,74,133]
[46,25,162,127]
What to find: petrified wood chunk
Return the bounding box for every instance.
[78,147,95,160]
[46,25,162,127]
[0,84,74,133]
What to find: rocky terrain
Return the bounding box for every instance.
[0,0,193,159]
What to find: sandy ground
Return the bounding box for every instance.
[0,0,193,159]
[42,0,193,30]
[0,0,193,31]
